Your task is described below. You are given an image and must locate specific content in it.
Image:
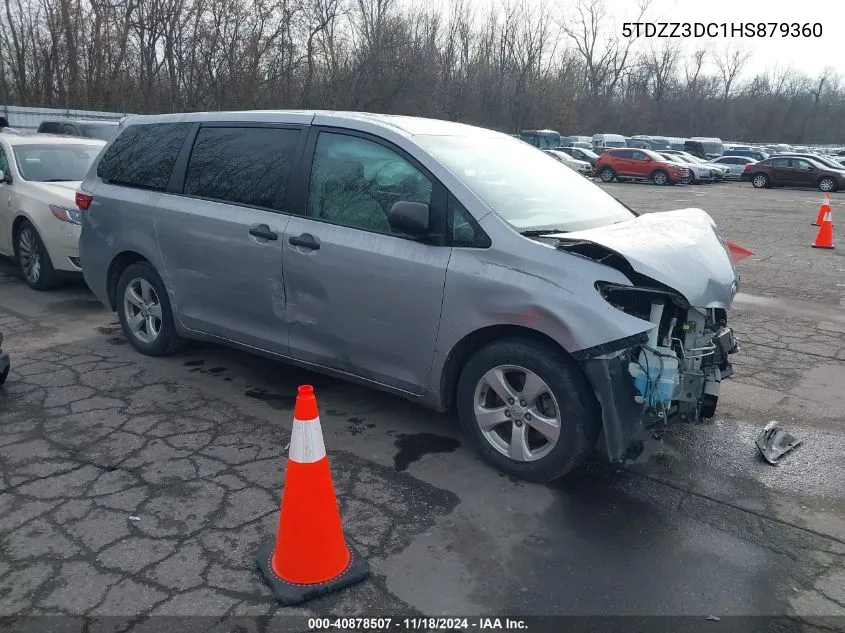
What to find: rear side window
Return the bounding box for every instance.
[97,122,191,191]
[771,158,790,168]
[39,122,61,134]
[184,126,299,210]
[614,150,634,159]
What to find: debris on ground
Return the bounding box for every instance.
[707,615,721,622]
[756,421,802,465]
[128,515,141,522]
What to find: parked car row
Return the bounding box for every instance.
[593,148,733,186]
[2,110,745,483]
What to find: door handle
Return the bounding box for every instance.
[249,225,278,241]
[288,233,320,251]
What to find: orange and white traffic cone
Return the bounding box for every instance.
[256,385,369,604]
[813,193,831,226]
[812,209,834,249]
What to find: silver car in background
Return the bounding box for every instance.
[78,111,740,482]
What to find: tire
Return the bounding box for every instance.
[818,177,837,193]
[456,338,601,483]
[751,173,769,189]
[651,170,668,186]
[15,220,58,290]
[599,167,616,183]
[116,261,185,356]
[0,363,8,385]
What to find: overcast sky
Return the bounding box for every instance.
[463,0,839,80]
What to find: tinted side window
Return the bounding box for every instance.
[630,151,646,161]
[98,122,192,191]
[448,196,490,248]
[184,127,299,210]
[0,147,8,173]
[61,124,79,136]
[771,158,789,168]
[39,122,61,134]
[306,132,433,235]
[613,150,633,159]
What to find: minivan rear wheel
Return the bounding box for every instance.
[116,262,185,356]
[456,338,601,482]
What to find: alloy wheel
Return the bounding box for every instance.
[472,365,562,462]
[18,227,41,284]
[123,278,163,344]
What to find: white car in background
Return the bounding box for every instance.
[710,155,757,180]
[0,133,105,289]
[656,152,715,184]
[543,149,593,176]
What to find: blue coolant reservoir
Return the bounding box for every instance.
[628,346,680,406]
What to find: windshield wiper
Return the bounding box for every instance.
[520,229,569,237]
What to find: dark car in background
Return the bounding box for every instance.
[773,153,845,173]
[743,156,844,192]
[38,119,120,141]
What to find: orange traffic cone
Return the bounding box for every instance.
[812,209,834,249]
[256,385,369,604]
[813,193,831,226]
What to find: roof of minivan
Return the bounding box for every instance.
[119,111,507,139]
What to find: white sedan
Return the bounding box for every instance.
[0,133,105,289]
[709,155,757,180]
[543,149,593,176]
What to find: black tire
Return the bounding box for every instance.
[651,169,669,186]
[751,173,769,189]
[599,167,616,183]
[15,220,58,290]
[0,365,8,385]
[456,338,601,483]
[818,177,837,193]
[116,261,185,356]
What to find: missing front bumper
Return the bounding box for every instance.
[582,330,736,461]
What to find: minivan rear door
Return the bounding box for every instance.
[282,128,451,395]
[154,123,307,354]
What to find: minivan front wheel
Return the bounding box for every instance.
[116,262,184,356]
[456,338,601,482]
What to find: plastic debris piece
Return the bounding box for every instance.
[128,515,141,522]
[756,421,801,465]
[707,616,721,622]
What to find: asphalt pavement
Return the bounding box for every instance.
[1,182,844,630]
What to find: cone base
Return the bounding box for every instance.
[256,538,370,605]
[812,244,834,249]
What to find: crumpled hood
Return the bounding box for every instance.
[551,208,739,309]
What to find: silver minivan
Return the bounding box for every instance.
[78,111,740,482]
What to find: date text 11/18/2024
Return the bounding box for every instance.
[308,617,529,630]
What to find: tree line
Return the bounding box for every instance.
[1,0,842,144]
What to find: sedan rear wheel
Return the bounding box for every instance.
[752,173,769,189]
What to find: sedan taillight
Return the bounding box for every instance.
[75,191,93,210]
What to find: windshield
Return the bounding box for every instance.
[605,140,627,148]
[81,124,118,141]
[577,148,599,160]
[699,142,724,155]
[658,153,682,164]
[417,135,635,232]
[13,144,101,182]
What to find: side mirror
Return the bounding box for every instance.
[0,170,10,184]
[388,201,430,238]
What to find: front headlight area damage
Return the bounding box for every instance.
[576,281,739,461]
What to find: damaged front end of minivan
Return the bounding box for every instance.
[550,208,743,461]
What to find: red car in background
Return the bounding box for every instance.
[595,148,687,185]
